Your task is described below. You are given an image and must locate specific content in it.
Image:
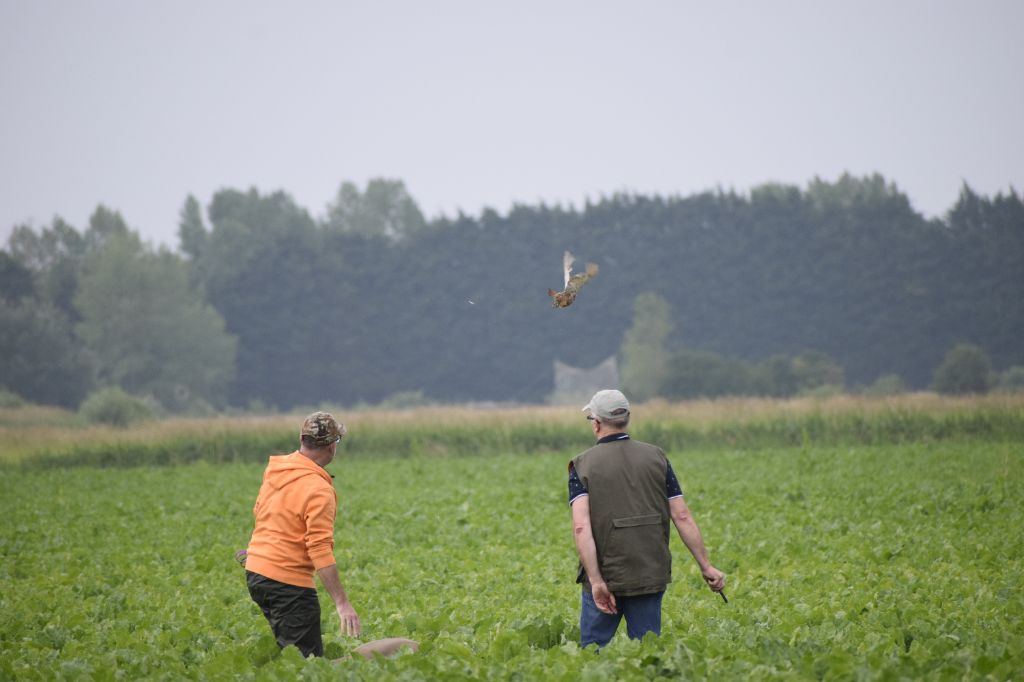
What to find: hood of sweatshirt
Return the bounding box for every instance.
[263,452,333,490]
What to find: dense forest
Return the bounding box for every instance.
[2,174,1022,412]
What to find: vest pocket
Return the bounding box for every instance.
[603,513,669,590]
[612,513,662,528]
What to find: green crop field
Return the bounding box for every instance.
[2,420,1022,680]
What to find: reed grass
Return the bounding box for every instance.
[3,393,1022,469]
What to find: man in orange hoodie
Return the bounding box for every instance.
[243,411,360,657]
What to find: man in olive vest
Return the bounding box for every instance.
[569,389,725,647]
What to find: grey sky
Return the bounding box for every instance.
[2,1,1022,248]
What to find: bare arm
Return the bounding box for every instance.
[316,564,361,637]
[571,496,617,614]
[669,496,725,592]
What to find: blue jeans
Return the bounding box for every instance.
[580,589,664,648]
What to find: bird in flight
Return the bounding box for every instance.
[548,250,598,308]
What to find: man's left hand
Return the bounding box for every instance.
[702,565,725,593]
[337,602,361,637]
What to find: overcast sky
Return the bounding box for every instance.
[2,1,1022,248]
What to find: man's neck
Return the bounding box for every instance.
[299,447,331,468]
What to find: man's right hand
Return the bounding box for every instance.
[591,581,618,614]
[337,602,361,637]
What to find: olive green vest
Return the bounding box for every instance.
[572,437,673,596]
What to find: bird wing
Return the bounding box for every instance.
[562,250,575,288]
[565,262,599,293]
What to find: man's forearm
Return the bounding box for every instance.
[316,563,362,636]
[674,516,712,570]
[571,498,606,585]
[669,498,712,570]
[574,525,605,584]
[316,563,352,608]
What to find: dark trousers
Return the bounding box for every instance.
[246,570,323,657]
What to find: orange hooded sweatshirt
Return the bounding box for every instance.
[245,452,337,588]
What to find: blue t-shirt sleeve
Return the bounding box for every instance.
[568,464,588,505]
[666,460,683,499]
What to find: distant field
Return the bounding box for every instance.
[3,393,1024,467]
[1,434,1021,679]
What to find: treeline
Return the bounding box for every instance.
[1,175,1022,413]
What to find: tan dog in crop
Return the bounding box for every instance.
[336,637,419,661]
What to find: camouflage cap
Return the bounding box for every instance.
[300,411,347,446]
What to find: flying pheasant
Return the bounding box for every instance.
[548,250,599,308]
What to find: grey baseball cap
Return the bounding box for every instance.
[582,389,630,421]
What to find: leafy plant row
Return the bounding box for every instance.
[2,444,1021,680]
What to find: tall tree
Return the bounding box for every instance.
[0,298,94,407]
[324,178,426,240]
[74,232,236,410]
[178,194,208,261]
[84,205,131,252]
[0,251,35,302]
[6,218,87,321]
[192,187,336,407]
[942,184,1024,377]
[620,292,674,400]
